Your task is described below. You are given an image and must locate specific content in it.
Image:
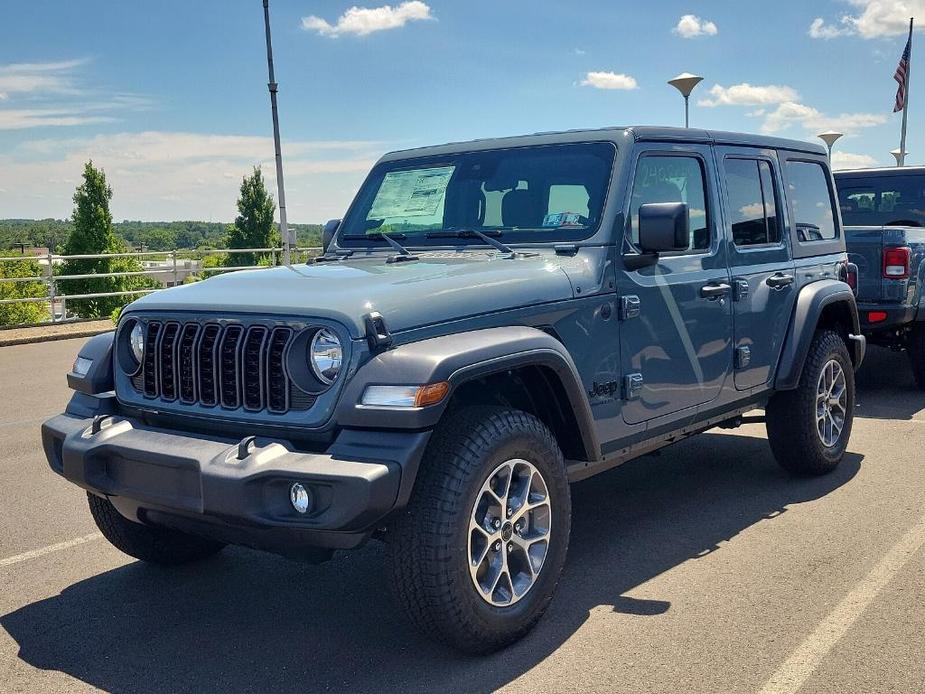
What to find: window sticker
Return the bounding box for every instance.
[542,212,583,227]
[368,166,455,219]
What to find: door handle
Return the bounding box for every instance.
[700,283,731,300]
[766,273,794,289]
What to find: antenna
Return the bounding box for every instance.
[262,0,293,266]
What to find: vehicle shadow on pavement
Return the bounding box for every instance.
[854,345,925,420]
[1,433,861,694]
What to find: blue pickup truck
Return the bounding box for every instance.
[836,166,925,387]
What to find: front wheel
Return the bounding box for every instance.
[387,406,571,654]
[766,330,855,476]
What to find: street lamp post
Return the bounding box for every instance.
[891,148,909,166]
[668,73,704,128]
[818,131,843,163]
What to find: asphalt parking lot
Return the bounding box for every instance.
[1,337,924,694]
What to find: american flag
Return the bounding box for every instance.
[894,32,912,113]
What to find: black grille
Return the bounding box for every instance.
[136,320,303,413]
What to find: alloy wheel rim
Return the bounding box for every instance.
[467,459,551,606]
[816,359,848,448]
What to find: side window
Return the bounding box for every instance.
[725,158,781,246]
[628,155,709,252]
[786,161,838,241]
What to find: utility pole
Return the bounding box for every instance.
[262,0,292,265]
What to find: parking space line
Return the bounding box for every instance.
[0,533,102,568]
[758,514,925,694]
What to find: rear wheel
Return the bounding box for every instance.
[766,330,854,475]
[387,406,571,654]
[907,323,925,389]
[87,493,225,565]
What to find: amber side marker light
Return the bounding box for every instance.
[415,382,450,407]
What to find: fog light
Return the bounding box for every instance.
[290,483,311,514]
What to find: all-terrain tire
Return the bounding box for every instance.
[387,406,571,654]
[907,323,925,390]
[766,330,855,476]
[87,493,225,565]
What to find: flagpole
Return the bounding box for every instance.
[900,17,913,166]
[262,0,292,266]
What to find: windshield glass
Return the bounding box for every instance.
[339,142,616,245]
[836,172,925,227]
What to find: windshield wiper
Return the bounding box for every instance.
[342,232,418,263]
[426,229,532,259]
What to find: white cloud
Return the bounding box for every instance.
[0,108,115,130]
[809,17,850,39]
[0,58,151,129]
[760,101,887,134]
[0,131,383,221]
[580,71,638,90]
[0,58,89,100]
[301,1,434,37]
[810,1,925,39]
[831,151,880,169]
[673,14,718,38]
[699,83,800,107]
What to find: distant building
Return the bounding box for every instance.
[141,258,202,287]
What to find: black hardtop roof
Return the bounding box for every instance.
[835,165,925,176]
[379,125,825,162]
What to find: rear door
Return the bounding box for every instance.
[716,147,796,389]
[616,143,733,424]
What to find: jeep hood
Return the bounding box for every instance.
[126,251,577,338]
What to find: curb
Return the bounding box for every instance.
[0,327,113,348]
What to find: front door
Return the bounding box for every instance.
[617,144,733,425]
[716,148,796,390]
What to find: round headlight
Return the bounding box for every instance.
[129,322,145,364]
[309,328,342,385]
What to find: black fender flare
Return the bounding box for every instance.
[336,326,600,459]
[66,331,115,395]
[774,280,863,390]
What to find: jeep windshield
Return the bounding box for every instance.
[338,142,616,248]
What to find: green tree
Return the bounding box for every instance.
[226,167,278,267]
[0,259,48,326]
[57,162,158,318]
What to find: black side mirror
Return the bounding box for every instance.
[638,202,689,253]
[322,218,341,252]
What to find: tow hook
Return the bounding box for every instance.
[237,435,258,460]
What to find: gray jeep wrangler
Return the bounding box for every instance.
[43,127,865,653]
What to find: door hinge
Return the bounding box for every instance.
[735,346,751,369]
[619,295,641,320]
[623,373,644,400]
[733,279,749,302]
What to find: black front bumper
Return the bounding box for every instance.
[42,409,430,555]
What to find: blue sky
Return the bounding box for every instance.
[0,0,922,222]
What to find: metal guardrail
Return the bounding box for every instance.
[0,246,322,323]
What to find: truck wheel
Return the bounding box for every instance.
[87,493,225,565]
[907,324,925,389]
[766,330,854,476]
[387,406,571,654]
